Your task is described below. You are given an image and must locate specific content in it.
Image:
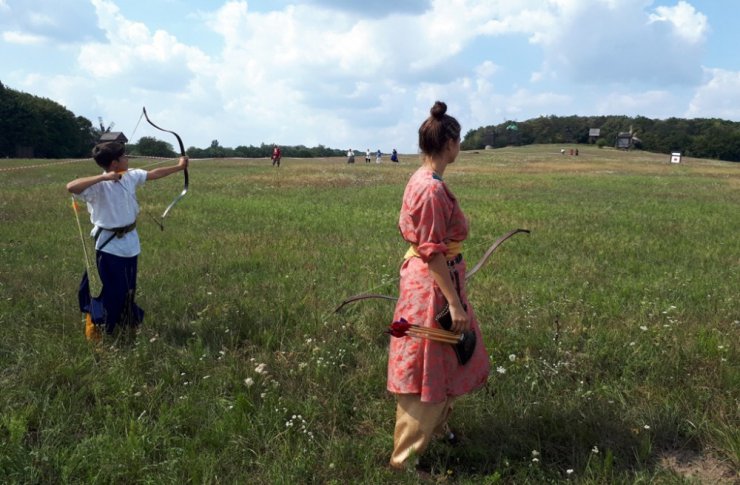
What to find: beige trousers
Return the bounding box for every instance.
[389,394,455,469]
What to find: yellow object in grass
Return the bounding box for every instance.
[85,313,102,342]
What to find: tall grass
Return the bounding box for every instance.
[0,145,737,483]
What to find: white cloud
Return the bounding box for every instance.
[18,73,97,112]
[0,0,104,44]
[475,61,499,79]
[687,68,740,120]
[595,89,676,117]
[78,0,210,92]
[535,0,706,86]
[649,0,708,43]
[3,30,45,45]
[304,0,431,17]
[0,0,729,153]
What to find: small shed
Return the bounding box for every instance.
[588,128,601,144]
[98,132,128,144]
[615,132,632,149]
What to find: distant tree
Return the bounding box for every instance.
[461,114,740,161]
[133,136,176,157]
[0,82,94,158]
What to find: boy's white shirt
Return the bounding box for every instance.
[75,169,147,257]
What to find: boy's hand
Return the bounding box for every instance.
[102,171,123,182]
[178,156,189,170]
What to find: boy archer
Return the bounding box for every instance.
[67,141,188,339]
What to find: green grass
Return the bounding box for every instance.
[1,145,738,483]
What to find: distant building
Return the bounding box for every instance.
[588,128,601,144]
[615,132,632,149]
[98,131,128,144]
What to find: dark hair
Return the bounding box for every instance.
[92,142,125,169]
[418,101,461,156]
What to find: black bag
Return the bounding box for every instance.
[435,301,476,366]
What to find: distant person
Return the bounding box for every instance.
[575,148,579,156]
[388,101,489,471]
[271,145,282,167]
[376,149,382,164]
[390,148,399,163]
[66,141,188,340]
[365,149,371,163]
[347,149,355,164]
[560,148,565,155]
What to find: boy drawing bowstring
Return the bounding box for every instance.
[67,141,188,340]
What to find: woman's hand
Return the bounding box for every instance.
[178,156,189,171]
[448,301,469,334]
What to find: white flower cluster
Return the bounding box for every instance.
[284,414,314,441]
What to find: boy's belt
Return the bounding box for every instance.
[94,221,137,251]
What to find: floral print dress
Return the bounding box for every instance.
[387,167,490,403]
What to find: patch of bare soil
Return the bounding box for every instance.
[659,449,738,484]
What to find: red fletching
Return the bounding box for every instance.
[387,318,411,338]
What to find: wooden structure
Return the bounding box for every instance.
[98,131,128,144]
[588,128,601,143]
[615,132,632,149]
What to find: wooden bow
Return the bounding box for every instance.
[141,107,189,230]
[334,228,530,313]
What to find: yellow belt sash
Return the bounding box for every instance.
[404,241,462,261]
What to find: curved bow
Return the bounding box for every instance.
[464,228,530,280]
[142,107,189,230]
[333,228,530,313]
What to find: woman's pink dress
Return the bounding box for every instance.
[387,167,490,403]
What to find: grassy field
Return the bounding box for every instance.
[0,145,738,483]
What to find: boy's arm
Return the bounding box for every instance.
[146,156,189,181]
[66,172,121,194]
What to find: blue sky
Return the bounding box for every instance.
[1,0,739,153]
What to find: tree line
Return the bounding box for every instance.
[0,82,345,159]
[0,81,96,158]
[462,114,740,162]
[5,81,740,161]
[126,137,345,159]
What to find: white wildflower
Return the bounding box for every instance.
[497,366,507,374]
[244,377,254,387]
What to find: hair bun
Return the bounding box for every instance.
[430,101,447,119]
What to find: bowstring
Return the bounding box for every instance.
[126,109,177,229]
[71,197,101,296]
